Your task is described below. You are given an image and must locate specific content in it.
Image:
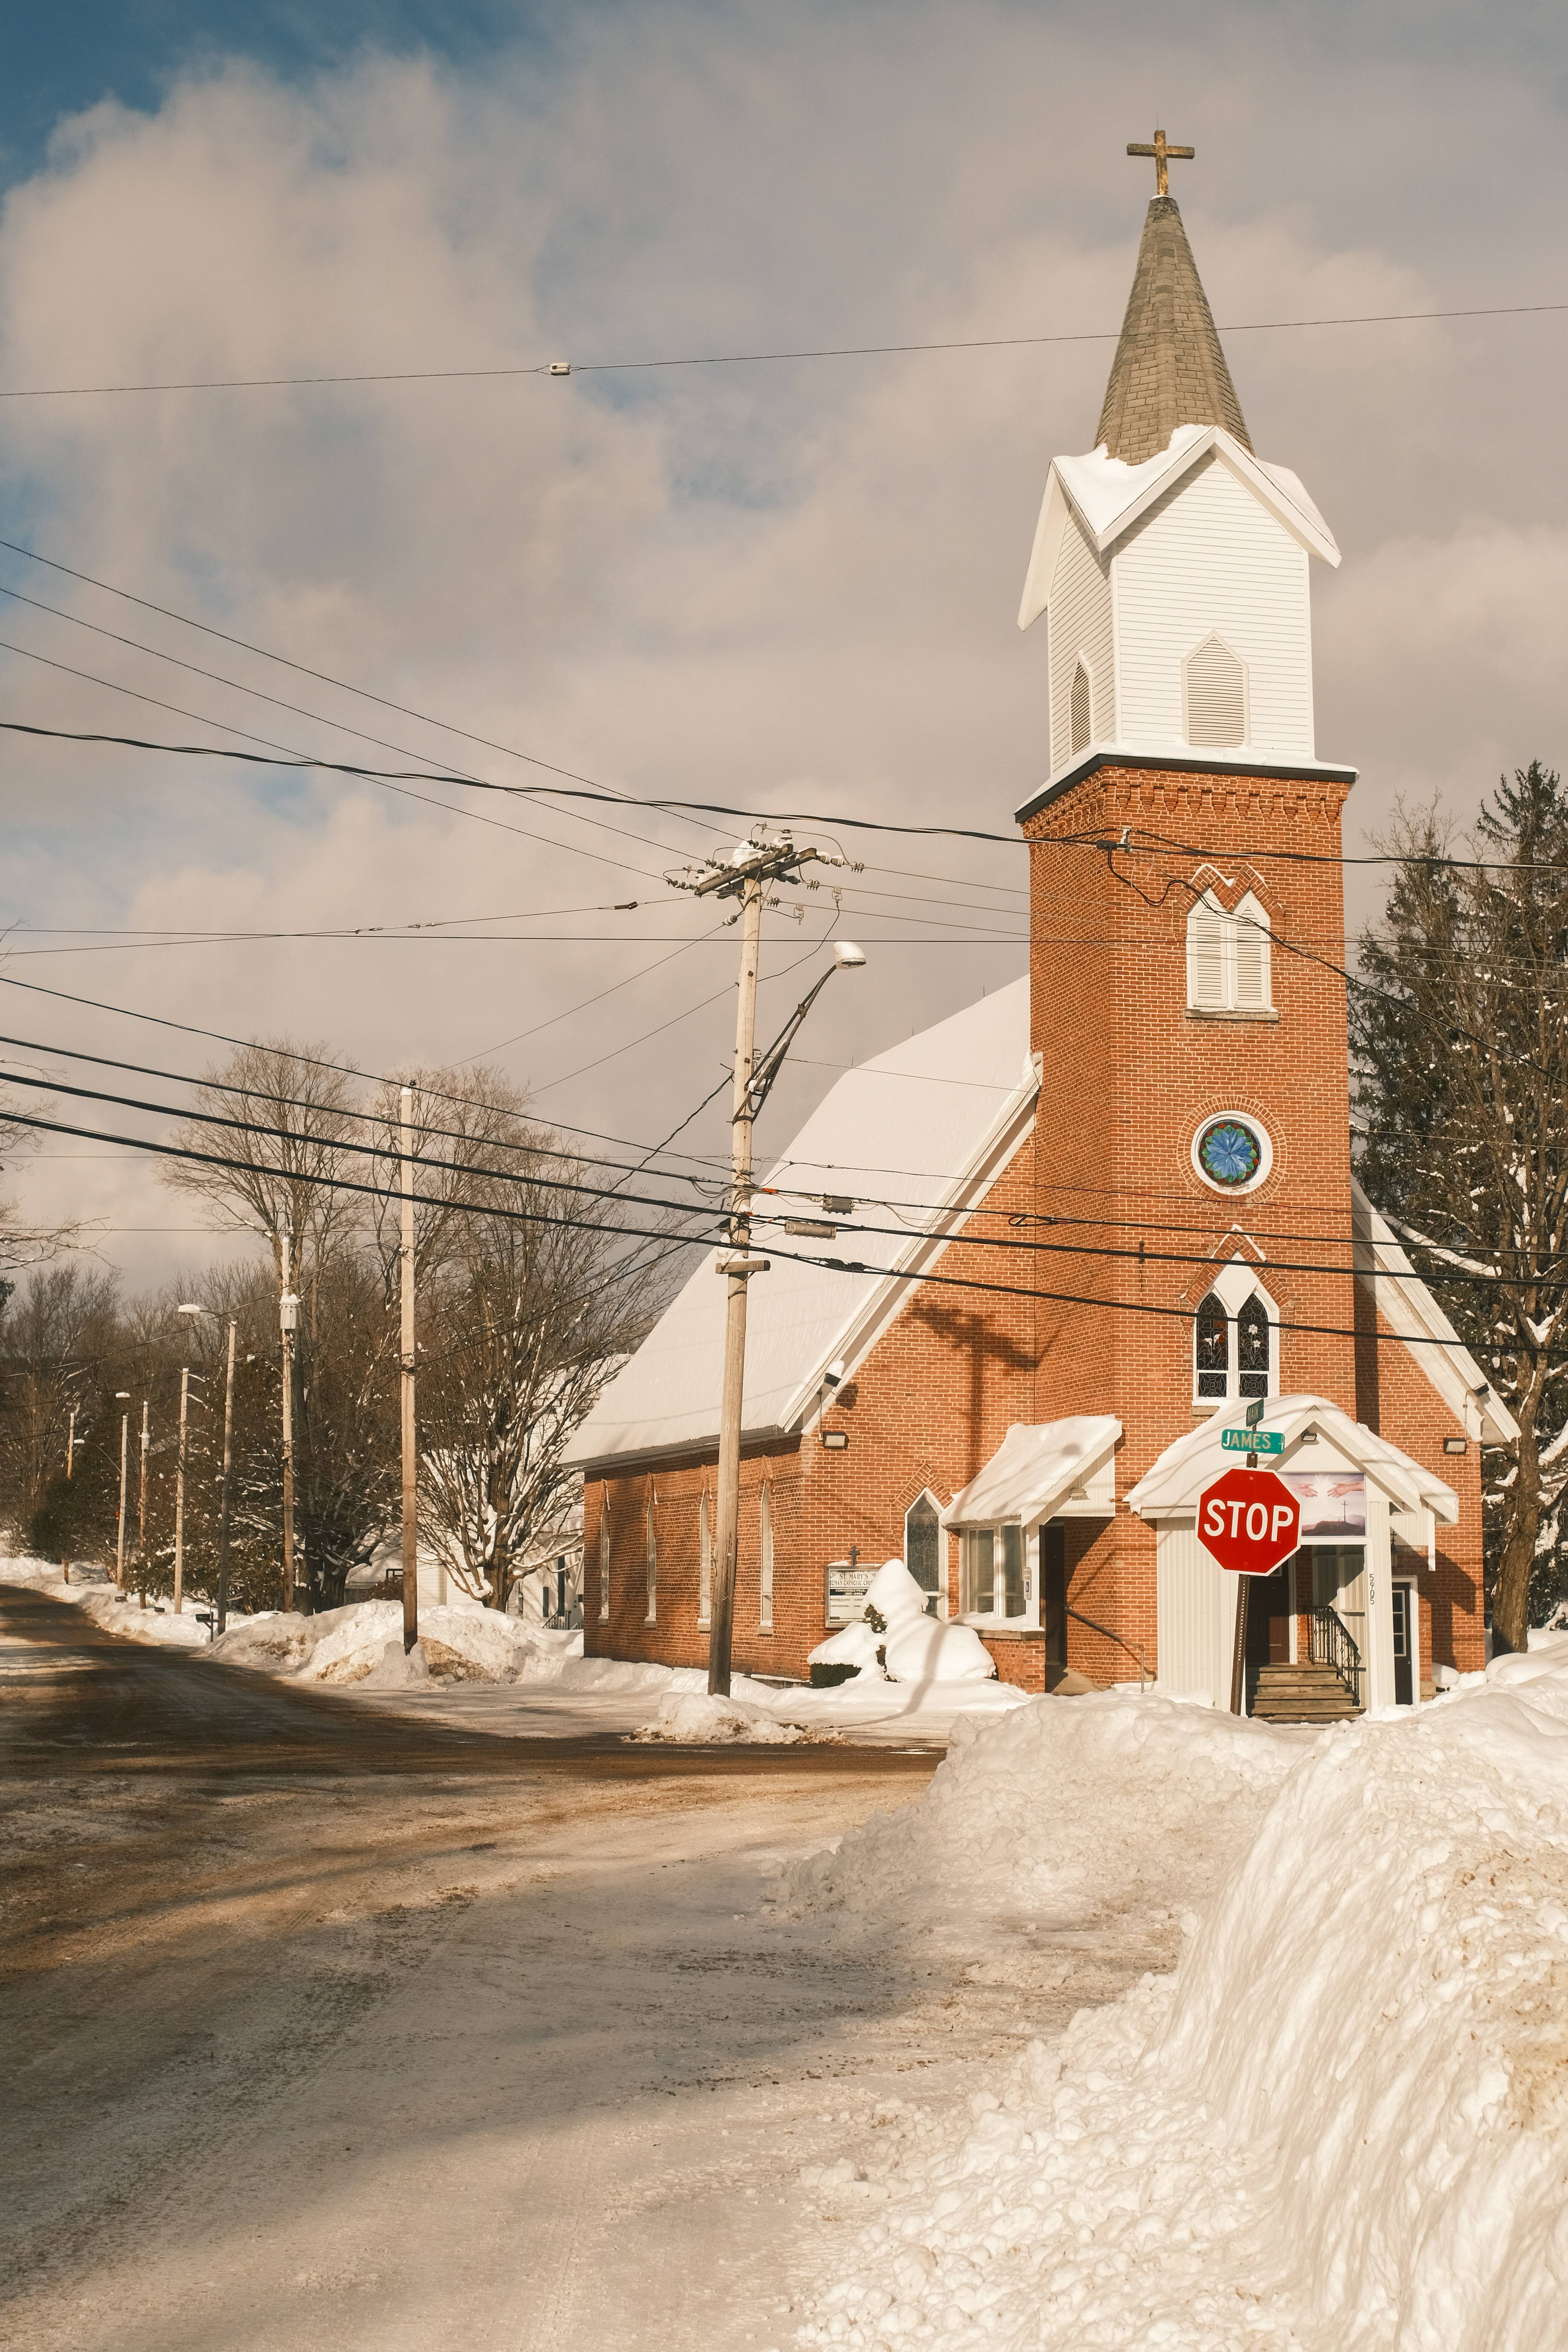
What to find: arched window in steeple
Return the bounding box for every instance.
[1237,1293,1271,1400]
[1195,1292,1229,1400]
[1184,633,1247,748]
[1070,659,1092,757]
[1187,889,1271,1013]
[1193,1267,1279,1406]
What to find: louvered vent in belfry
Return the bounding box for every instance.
[1070,660,1092,756]
[1185,634,1246,748]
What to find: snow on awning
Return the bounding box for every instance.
[942,1417,1121,1530]
[1125,1396,1459,1525]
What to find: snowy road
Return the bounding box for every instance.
[0,1589,1035,2352]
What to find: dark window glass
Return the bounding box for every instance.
[1195,1290,1229,1398]
[1001,1525,1026,1617]
[906,1493,941,1616]
[1237,1293,1270,1398]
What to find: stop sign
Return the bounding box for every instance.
[1197,1466,1300,1576]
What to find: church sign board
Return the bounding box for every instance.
[825,1557,876,1626]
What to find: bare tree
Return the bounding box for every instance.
[1354,764,1568,1650]
[161,1040,361,1284]
[0,1265,122,1541]
[400,1075,667,1609]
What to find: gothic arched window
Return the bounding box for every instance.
[1184,633,1247,749]
[1195,1292,1229,1400]
[1237,1294,1271,1399]
[905,1490,942,1617]
[1187,890,1272,1013]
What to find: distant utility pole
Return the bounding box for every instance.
[672,832,864,1697]
[137,1399,149,1609]
[173,1365,191,1614]
[216,1318,237,1636]
[115,1394,131,1590]
[279,1219,300,1615]
[66,1406,77,1481]
[400,1083,419,1653]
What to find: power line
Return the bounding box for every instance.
[2,296,1563,399]
[16,716,1568,876]
[4,1100,1509,1355]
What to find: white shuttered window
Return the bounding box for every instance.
[645,1496,657,1623]
[599,1494,611,1620]
[1187,889,1272,1013]
[1184,634,1247,749]
[758,1485,773,1631]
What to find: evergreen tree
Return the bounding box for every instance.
[1353,763,1568,1648]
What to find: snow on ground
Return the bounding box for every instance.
[811,1560,996,1686]
[635,1688,810,1744]
[790,1654,1568,2350]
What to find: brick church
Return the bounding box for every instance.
[568,173,1514,1717]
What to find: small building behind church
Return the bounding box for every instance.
[567,175,1516,1717]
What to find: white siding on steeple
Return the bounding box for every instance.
[1048,510,1113,772]
[1113,454,1315,760]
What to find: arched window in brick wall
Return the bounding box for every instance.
[698,1490,712,1628]
[645,1494,657,1623]
[905,1491,943,1617]
[1193,1265,1279,1406]
[759,1484,774,1631]
[1187,890,1271,1013]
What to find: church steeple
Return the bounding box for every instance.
[1095,194,1251,465]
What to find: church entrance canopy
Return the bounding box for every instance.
[942,1417,1121,1532]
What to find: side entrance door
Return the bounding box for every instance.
[1392,1579,1416,1706]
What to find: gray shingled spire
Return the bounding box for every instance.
[1095,195,1251,465]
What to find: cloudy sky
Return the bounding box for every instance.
[2,0,1565,1289]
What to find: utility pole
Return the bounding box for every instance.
[400,1083,419,1653]
[280,1219,300,1614]
[675,833,863,1698]
[216,1318,237,1636]
[173,1365,191,1614]
[66,1406,77,1480]
[114,1395,130,1591]
[137,1399,149,1609]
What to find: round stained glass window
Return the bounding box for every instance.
[1196,1118,1263,1188]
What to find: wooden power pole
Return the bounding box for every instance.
[400,1083,419,1652]
[172,1365,190,1614]
[137,1399,149,1609]
[216,1318,237,1636]
[678,835,861,1698]
[280,1220,300,1614]
[115,1400,130,1590]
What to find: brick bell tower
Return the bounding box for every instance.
[1014,152,1359,1678]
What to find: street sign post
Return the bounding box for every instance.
[1197,1465,1302,1715]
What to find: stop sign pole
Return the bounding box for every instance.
[1197,1439,1301,1715]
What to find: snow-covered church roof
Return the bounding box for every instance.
[567,979,1038,1470]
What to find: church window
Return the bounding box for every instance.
[599,1493,611,1621]
[1195,1292,1230,1399]
[1187,890,1272,1012]
[759,1484,773,1630]
[960,1525,1028,1621]
[1184,634,1247,749]
[904,1491,943,1617]
[1237,1294,1271,1399]
[1070,659,1092,756]
[1191,1111,1272,1194]
[645,1495,657,1623]
[1192,1266,1279,1406]
[698,1490,711,1628]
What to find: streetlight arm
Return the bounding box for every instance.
[740,966,838,1124]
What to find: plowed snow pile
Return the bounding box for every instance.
[780,1687,1302,1941]
[210,1599,579,1686]
[793,1646,1568,2351]
[635,1689,808,1744]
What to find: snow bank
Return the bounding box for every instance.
[795,1657,1568,2350]
[209,1599,580,1687]
[780,1685,1300,1937]
[809,1560,995,1686]
[634,1689,808,1745]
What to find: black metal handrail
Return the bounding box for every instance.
[1310,1603,1363,1706]
[1064,1604,1147,1690]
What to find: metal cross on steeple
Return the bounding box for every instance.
[1126,127,1195,198]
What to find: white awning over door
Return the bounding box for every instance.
[941,1417,1121,1529]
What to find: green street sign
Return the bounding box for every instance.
[1221,1427,1284,1455]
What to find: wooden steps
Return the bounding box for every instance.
[1250,1660,1362,1723]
